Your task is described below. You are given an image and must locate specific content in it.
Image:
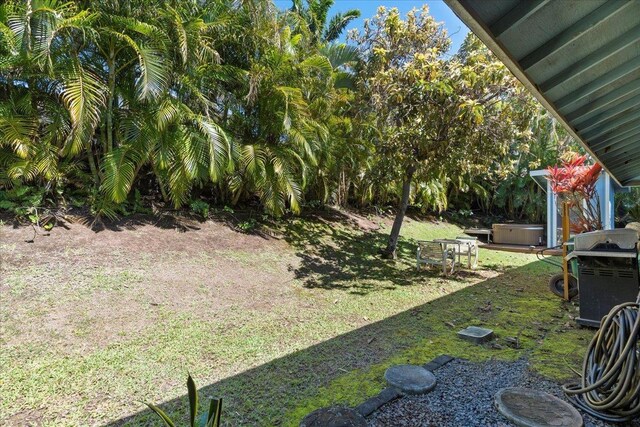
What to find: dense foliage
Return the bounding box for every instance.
[0,1,607,226]
[350,7,540,256]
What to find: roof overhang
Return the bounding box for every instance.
[445,0,640,187]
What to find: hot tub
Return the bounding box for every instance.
[492,224,545,246]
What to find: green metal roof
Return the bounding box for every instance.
[445,0,640,186]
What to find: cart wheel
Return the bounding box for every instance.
[548,273,578,299]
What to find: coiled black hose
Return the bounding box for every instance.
[563,297,640,423]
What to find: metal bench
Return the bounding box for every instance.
[454,236,479,269]
[417,240,456,275]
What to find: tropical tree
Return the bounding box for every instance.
[289,0,360,44]
[0,0,235,216]
[351,7,536,258]
[1,0,569,226]
[0,0,100,193]
[477,108,580,222]
[211,3,325,216]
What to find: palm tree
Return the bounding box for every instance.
[289,0,360,44]
[1,0,234,217]
[92,0,234,209]
[225,10,334,216]
[1,0,363,218]
[0,0,100,189]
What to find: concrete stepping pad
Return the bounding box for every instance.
[299,406,366,427]
[384,364,437,395]
[458,326,494,344]
[495,387,583,427]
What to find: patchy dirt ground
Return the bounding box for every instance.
[1,214,297,351]
[0,209,590,427]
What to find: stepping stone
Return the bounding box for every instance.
[424,354,455,371]
[355,387,401,417]
[299,406,366,427]
[458,326,494,344]
[384,364,436,395]
[495,388,583,427]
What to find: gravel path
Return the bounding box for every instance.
[367,358,640,427]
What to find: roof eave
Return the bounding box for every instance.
[444,0,624,187]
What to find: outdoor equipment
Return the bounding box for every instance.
[491,224,544,246]
[416,238,479,276]
[463,227,492,243]
[568,229,640,328]
[538,202,579,300]
[538,244,579,300]
[416,241,456,275]
[454,236,479,269]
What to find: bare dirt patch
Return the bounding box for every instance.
[1,214,298,351]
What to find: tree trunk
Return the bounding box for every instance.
[151,162,170,204]
[106,48,116,153]
[87,144,100,186]
[380,165,416,259]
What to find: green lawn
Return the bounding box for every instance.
[0,210,592,426]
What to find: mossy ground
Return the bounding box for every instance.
[0,210,593,426]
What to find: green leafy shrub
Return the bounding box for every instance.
[0,185,45,214]
[303,200,324,209]
[190,200,210,219]
[615,188,640,224]
[88,189,120,221]
[237,218,257,232]
[629,204,640,223]
[0,185,60,234]
[131,190,153,215]
[146,374,221,427]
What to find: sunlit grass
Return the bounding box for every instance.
[0,215,591,426]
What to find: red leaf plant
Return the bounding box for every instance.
[547,154,603,233]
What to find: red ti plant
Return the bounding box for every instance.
[547,154,603,233]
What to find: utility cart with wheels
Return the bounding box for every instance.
[538,243,579,299]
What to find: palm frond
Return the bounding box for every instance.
[320,43,359,68]
[192,115,233,182]
[32,9,98,71]
[58,61,106,156]
[0,114,38,158]
[165,6,188,65]
[300,54,332,75]
[323,9,360,43]
[166,154,193,208]
[100,146,139,203]
[103,29,168,100]
[240,144,266,182]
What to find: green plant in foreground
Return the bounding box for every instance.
[146,374,221,427]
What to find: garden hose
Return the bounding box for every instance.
[563,295,640,423]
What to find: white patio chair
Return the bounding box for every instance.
[454,236,479,269]
[417,240,456,275]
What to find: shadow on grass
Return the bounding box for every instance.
[103,258,579,427]
[283,210,491,294]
